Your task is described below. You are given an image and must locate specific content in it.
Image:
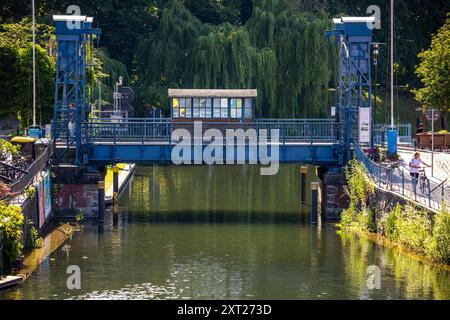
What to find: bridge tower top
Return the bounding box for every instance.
[326,17,375,163]
[52,14,101,164]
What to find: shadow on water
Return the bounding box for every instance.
[0,165,449,300]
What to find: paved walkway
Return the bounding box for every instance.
[397,147,450,185]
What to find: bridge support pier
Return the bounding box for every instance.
[53,165,106,220]
[113,165,119,222]
[311,182,319,224]
[98,181,105,224]
[300,166,308,204]
[317,167,349,221]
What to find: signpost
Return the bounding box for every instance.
[426,109,440,177]
[118,87,135,106]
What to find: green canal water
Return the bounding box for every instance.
[1,165,449,300]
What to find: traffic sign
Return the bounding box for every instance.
[118,87,135,106]
[426,109,440,121]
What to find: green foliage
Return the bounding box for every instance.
[0,20,55,127]
[136,0,336,117]
[345,159,375,211]
[75,210,84,222]
[385,204,402,242]
[0,139,21,156]
[413,15,450,129]
[0,201,24,274]
[426,204,450,264]
[23,218,42,250]
[339,159,376,231]
[396,205,432,253]
[24,185,36,199]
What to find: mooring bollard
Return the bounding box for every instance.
[311,182,319,225]
[300,166,308,204]
[113,165,119,216]
[98,181,105,223]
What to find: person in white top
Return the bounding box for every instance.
[409,152,430,193]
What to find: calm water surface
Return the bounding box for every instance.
[1,165,449,300]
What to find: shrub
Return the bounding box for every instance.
[339,159,376,231]
[357,208,376,232]
[0,201,24,273]
[0,139,21,157]
[396,205,431,253]
[425,205,450,264]
[386,204,402,241]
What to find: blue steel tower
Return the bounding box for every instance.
[326,17,375,163]
[52,15,101,163]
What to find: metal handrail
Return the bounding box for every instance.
[354,143,448,211]
[81,120,340,145]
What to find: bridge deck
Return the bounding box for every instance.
[78,119,344,166]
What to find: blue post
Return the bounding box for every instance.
[311,182,319,224]
[387,128,398,158]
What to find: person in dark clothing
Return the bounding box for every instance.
[416,123,424,135]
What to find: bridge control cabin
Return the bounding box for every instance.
[169,89,257,122]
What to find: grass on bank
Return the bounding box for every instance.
[339,159,450,265]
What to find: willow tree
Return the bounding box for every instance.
[135,0,337,118]
[247,1,337,117]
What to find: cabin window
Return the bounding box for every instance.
[230,98,242,119]
[179,98,186,118]
[244,98,253,118]
[206,99,212,118]
[193,98,200,118]
[213,99,221,118]
[199,98,206,118]
[185,98,192,118]
[221,98,228,118]
[172,98,179,118]
[237,98,242,118]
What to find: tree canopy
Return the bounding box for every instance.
[413,15,450,129]
[1,0,449,121]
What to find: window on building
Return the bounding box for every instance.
[213,99,221,118]
[244,98,253,118]
[172,98,179,118]
[199,98,206,117]
[230,98,242,118]
[179,98,186,118]
[237,98,242,118]
[221,98,228,118]
[193,98,200,118]
[206,99,212,118]
[185,98,192,118]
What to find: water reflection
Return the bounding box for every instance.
[0,165,449,300]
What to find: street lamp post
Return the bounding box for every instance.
[387,0,398,158]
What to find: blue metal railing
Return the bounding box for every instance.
[373,124,413,146]
[81,119,340,146]
[354,143,449,211]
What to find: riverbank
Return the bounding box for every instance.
[0,222,75,290]
[339,159,450,265]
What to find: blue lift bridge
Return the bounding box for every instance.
[52,14,375,169]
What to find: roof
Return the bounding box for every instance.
[53,15,89,22]
[168,89,257,98]
[333,17,376,24]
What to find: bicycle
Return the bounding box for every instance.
[418,169,429,195]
